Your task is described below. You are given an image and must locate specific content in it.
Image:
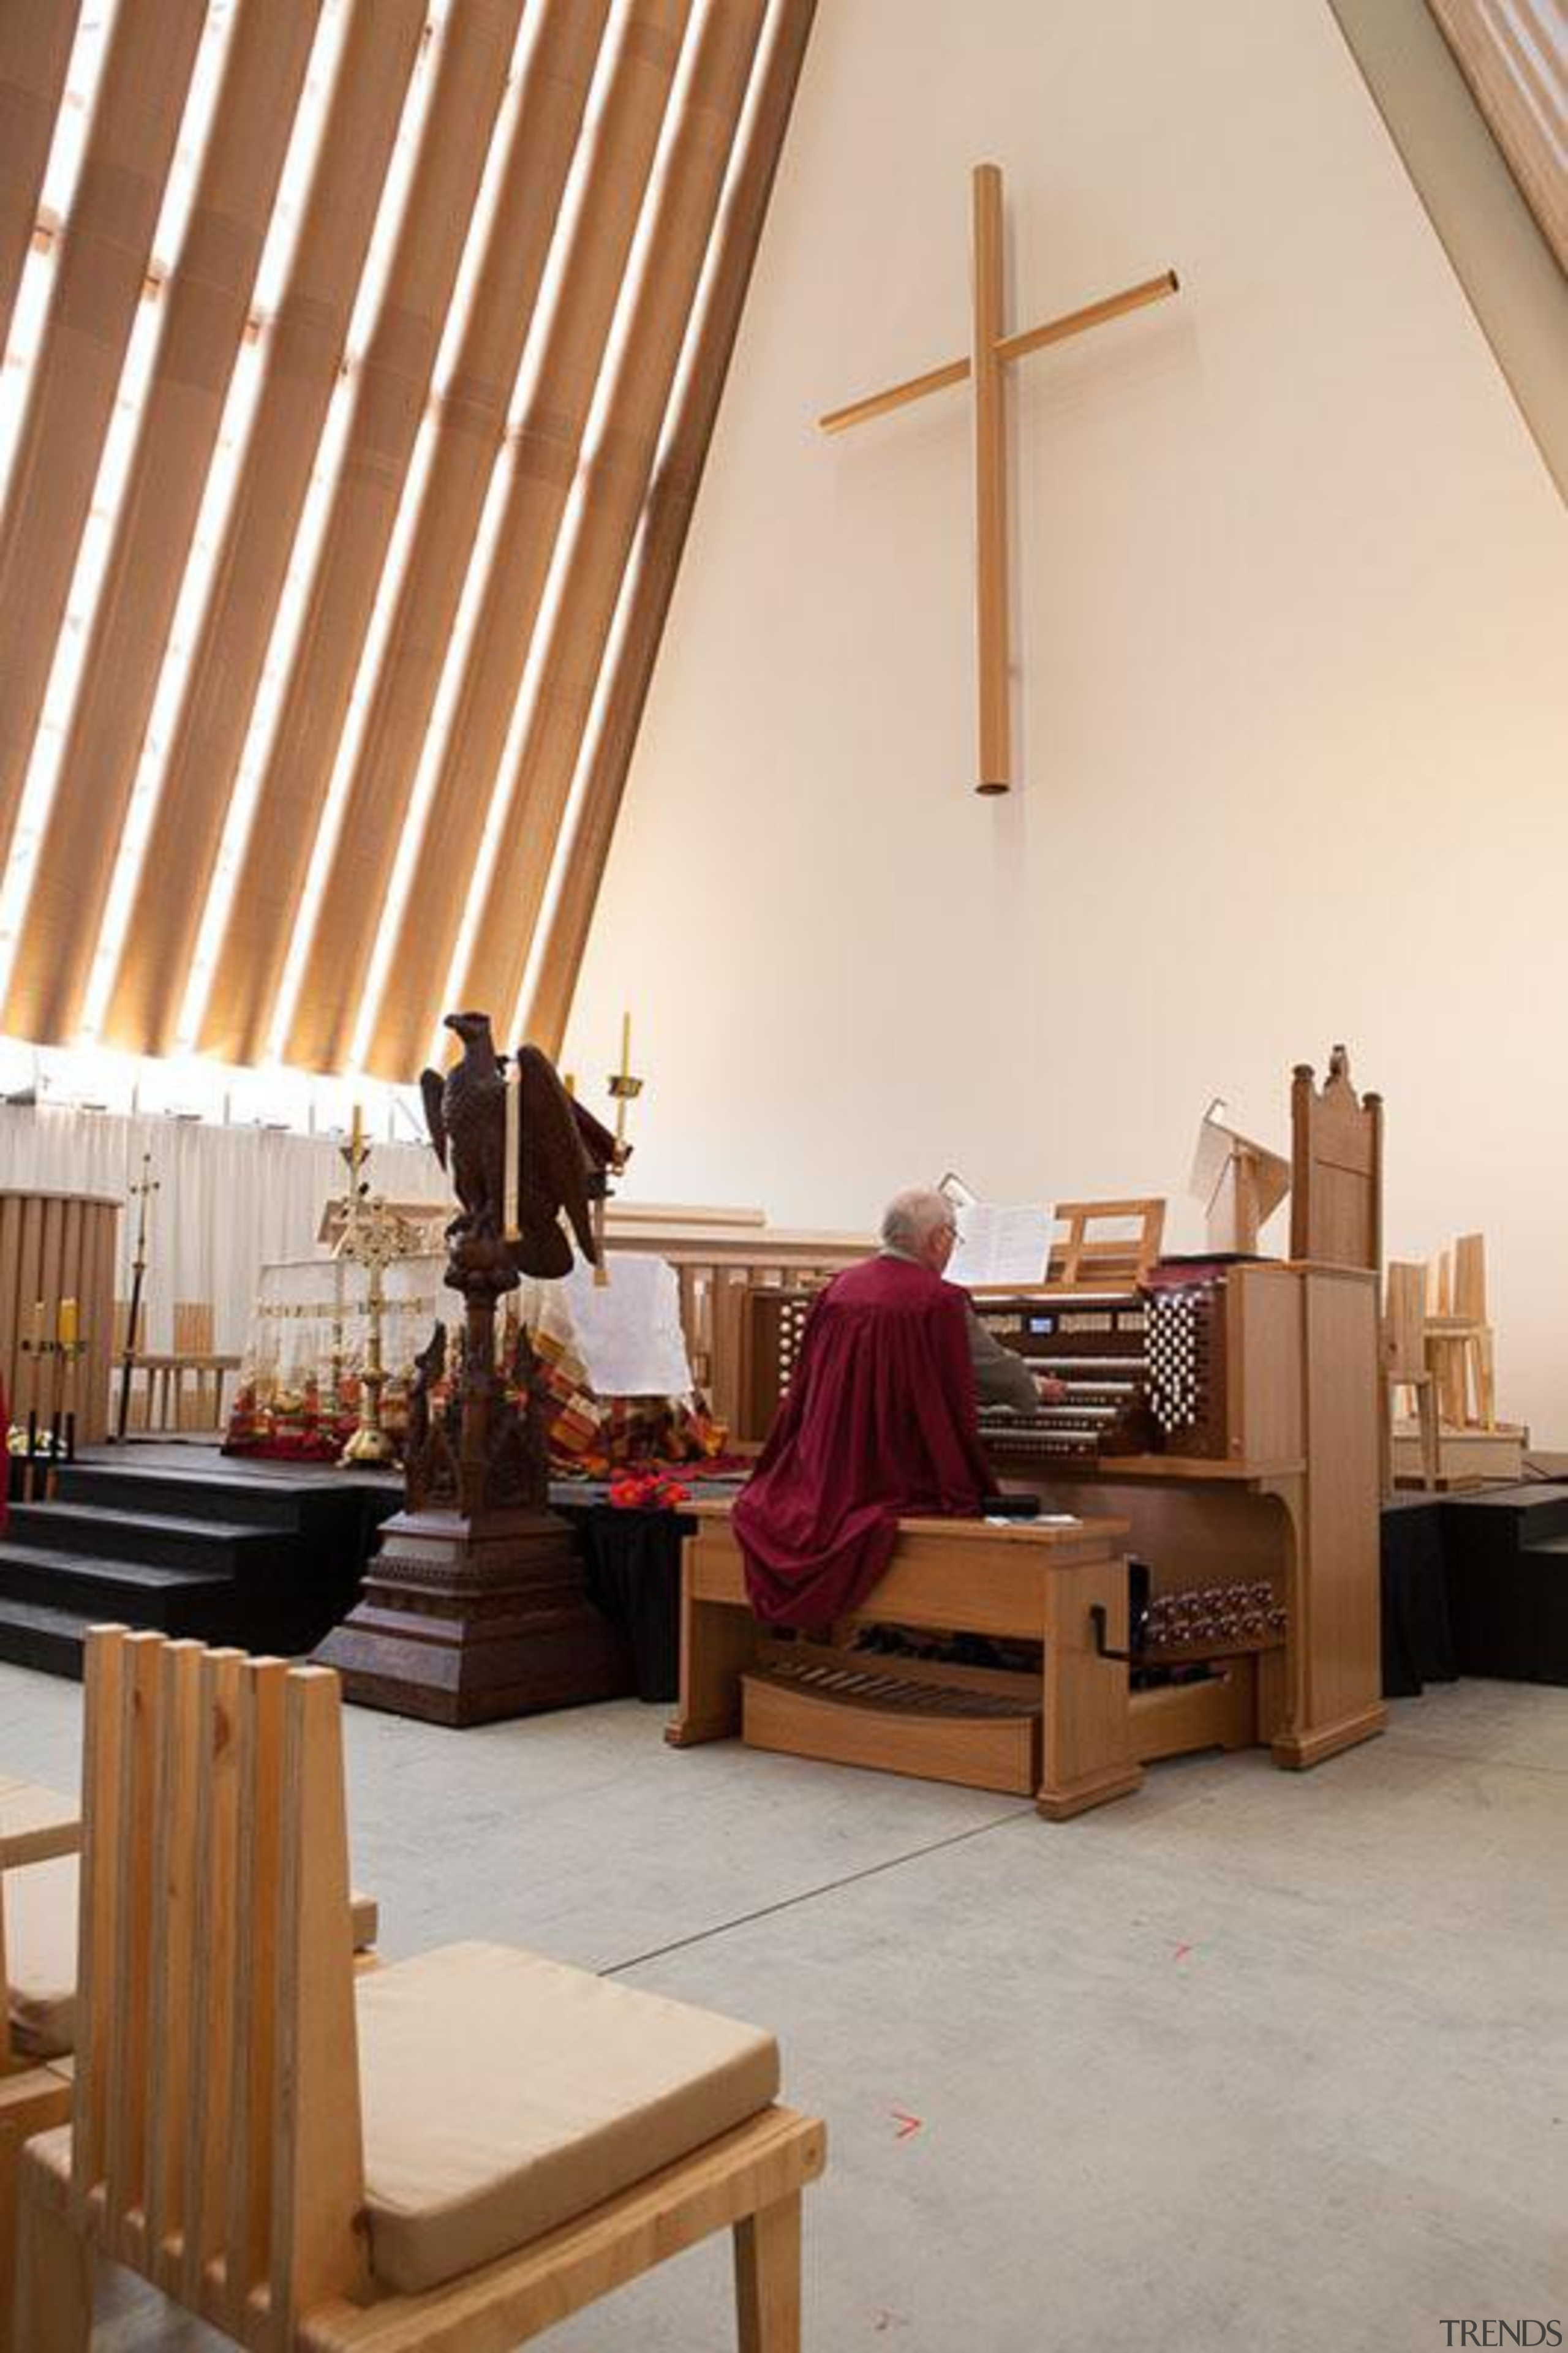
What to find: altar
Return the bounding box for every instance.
[223,1246,724,1473]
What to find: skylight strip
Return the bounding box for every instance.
[429,2,538,401]
[39,1,125,225]
[0,288,164,1010]
[427,433,596,1069]
[264,405,443,1062]
[344,1,455,365]
[172,362,360,1051]
[347,420,519,1067]
[0,244,56,511]
[250,0,350,323]
[146,0,238,271]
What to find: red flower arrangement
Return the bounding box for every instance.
[606,1470,692,1512]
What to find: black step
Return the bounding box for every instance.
[42,1462,314,1532]
[0,1595,94,1679]
[5,1501,276,1575]
[0,1543,236,1632]
[1446,1483,1568,1543]
[1442,1486,1568,1684]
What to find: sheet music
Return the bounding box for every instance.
[948,1201,1053,1289]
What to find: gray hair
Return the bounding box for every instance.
[880,1186,957,1253]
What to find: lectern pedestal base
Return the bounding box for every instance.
[314,1505,631,1726]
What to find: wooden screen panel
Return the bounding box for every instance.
[106,0,429,1063]
[285,0,613,1075]
[0,0,207,881]
[0,0,80,366]
[458,0,769,1032]
[2,0,323,1047]
[204,0,526,1070]
[0,1188,119,1440]
[0,0,813,1083]
[363,0,696,1085]
[529,0,820,1058]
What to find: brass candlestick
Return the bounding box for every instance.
[339,1195,413,1469]
[599,1011,644,1286]
[48,1299,85,1499]
[19,1298,47,1501]
[115,1154,159,1443]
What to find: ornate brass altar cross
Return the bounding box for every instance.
[821,165,1178,795]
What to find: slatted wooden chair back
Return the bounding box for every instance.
[1452,1233,1487,1325]
[172,1302,215,1355]
[1289,1045,1384,1272]
[1382,1262,1428,1385]
[69,1626,367,2346]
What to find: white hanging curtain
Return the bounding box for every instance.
[0,1103,450,1357]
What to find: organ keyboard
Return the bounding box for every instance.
[973,1289,1153,1463]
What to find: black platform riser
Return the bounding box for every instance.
[4,1504,279,1577]
[0,1455,398,1674]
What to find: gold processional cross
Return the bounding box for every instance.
[820,164,1178,795]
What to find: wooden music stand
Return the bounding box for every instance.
[1046,1199,1166,1291]
[1190,1101,1290,1256]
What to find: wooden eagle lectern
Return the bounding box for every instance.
[315,1011,631,1725]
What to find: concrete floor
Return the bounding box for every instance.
[3,1663,1565,2351]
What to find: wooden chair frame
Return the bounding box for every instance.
[1382,1261,1439,1492]
[1,1784,79,2353]
[13,1630,823,2351]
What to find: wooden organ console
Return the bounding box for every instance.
[677,1254,1385,1815]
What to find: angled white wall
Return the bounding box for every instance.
[566,0,1568,1440]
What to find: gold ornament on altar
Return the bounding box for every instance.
[332,1107,422,1468]
[594,1009,644,1285]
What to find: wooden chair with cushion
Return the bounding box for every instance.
[0,1753,377,2347]
[13,1628,824,2351]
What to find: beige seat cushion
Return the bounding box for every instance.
[4,1859,378,2061]
[4,1853,77,2059]
[356,1940,780,2296]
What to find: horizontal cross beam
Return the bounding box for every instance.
[818,268,1179,436]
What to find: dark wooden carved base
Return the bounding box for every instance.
[313,1505,632,1728]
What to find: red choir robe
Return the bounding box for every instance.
[733,1254,993,1630]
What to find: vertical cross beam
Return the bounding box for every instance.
[971,164,1009,795]
[820,164,1178,801]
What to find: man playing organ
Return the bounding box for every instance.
[731,1187,1062,1629]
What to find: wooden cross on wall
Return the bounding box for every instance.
[821,164,1178,796]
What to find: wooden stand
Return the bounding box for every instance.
[314,1505,630,1728]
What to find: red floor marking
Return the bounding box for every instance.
[1174,1942,1194,1960]
[891,2109,922,2139]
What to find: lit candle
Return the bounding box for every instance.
[350,1101,364,1160]
[57,1297,78,1348]
[620,1012,631,1079]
